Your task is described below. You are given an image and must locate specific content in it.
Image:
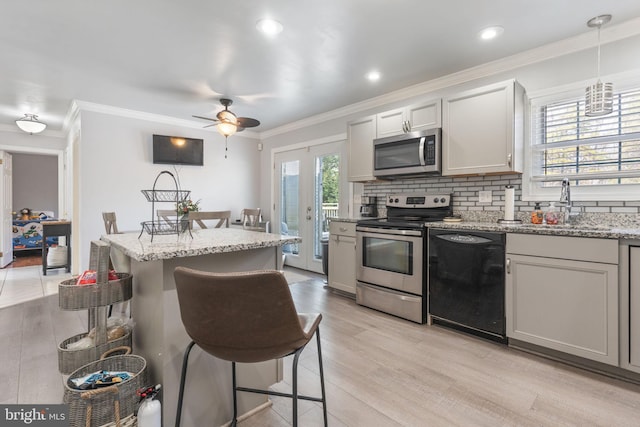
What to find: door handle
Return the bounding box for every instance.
[418,137,426,166]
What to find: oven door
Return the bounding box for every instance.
[356,226,424,295]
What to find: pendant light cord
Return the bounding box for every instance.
[596,24,602,82]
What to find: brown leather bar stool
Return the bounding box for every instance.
[173,267,328,427]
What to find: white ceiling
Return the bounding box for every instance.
[2,1,640,135]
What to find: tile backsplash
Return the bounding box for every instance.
[362,173,640,228]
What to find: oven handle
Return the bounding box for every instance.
[356,226,423,237]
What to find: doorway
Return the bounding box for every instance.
[274,140,347,273]
[0,148,64,269]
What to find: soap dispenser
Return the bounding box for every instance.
[545,202,560,225]
[531,203,543,224]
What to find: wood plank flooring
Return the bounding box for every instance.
[2,268,640,426]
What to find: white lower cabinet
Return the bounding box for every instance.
[328,221,356,295]
[506,234,619,366]
[619,242,640,373]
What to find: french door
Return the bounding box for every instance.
[274,140,347,273]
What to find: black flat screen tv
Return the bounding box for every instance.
[152,135,204,166]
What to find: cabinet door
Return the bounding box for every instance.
[442,80,523,176]
[376,108,406,138]
[506,254,618,365]
[406,100,441,132]
[376,100,442,139]
[630,246,640,369]
[348,115,376,182]
[328,233,356,294]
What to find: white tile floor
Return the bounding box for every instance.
[0,266,73,309]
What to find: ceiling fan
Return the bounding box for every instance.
[193,98,261,158]
[193,98,260,134]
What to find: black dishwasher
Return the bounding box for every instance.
[428,228,506,343]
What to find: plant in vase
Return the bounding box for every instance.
[177,199,200,219]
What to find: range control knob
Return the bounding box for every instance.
[433,197,439,203]
[389,198,394,204]
[440,197,446,203]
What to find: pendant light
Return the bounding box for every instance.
[15,113,47,134]
[585,14,613,117]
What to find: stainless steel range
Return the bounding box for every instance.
[355,193,452,323]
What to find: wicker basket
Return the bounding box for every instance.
[64,351,147,427]
[58,330,132,375]
[58,273,133,310]
[80,385,137,427]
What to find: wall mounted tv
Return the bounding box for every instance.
[152,135,204,166]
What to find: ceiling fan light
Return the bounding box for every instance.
[217,110,237,125]
[15,114,47,134]
[217,122,237,137]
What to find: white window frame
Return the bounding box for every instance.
[523,71,640,202]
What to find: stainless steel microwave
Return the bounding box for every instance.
[373,128,441,178]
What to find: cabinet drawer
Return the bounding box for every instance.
[507,233,618,264]
[329,221,356,237]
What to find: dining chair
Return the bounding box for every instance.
[241,208,261,230]
[102,212,120,234]
[173,267,327,427]
[157,209,179,223]
[188,210,231,229]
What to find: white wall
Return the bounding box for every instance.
[12,153,58,215]
[75,110,261,269]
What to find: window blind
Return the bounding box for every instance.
[530,87,640,187]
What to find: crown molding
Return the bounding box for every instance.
[260,16,640,140]
[69,100,261,139]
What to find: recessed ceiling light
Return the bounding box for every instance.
[256,18,283,36]
[479,26,504,41]
[366,71,381,82]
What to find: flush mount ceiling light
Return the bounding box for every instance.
[585,14,613,117]
[15,114,47,134]
[256,18,283,36]
[366,70,381,82]
[478,26,504,41]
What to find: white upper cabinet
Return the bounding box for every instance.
[442,79,524,176]
[376,99,441,139]
[347,114,377,182]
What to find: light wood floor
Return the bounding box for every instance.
[2,269,640,426]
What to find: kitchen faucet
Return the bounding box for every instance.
[559,177,581,224]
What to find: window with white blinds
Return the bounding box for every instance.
[527,85,640,200]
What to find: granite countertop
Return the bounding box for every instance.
[101,228,301,262]
[426,221,640,240]
[328,216,640,239]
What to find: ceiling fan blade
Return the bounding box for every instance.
[237,117,260,128]
[203,123,218,129]
[192,115,219,122]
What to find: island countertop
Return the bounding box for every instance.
[101,228,301,262]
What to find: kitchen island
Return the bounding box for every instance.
[101,228,301,427]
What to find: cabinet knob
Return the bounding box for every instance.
[339,227,347,232]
